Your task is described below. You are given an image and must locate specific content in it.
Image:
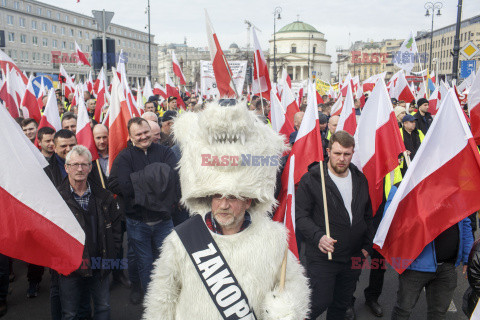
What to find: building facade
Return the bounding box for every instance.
[0,0,158,85]
[268,21,331,83]
[336,39,403,82]
[413,14,480,81]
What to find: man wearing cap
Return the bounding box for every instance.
[400,114,424,176]
[413,98,433,135]
[159,110,177,147]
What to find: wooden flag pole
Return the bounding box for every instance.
[279,247,288,291]
[96,159,106,189]
[319,160,332,260]
[403,151,411,167]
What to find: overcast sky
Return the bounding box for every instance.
[43,0,480,62]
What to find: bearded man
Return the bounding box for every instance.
[143,100,310,320]
[296,130,374,320]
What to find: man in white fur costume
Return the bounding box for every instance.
[143,100,310,320]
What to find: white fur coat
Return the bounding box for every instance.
[143,213,310,320]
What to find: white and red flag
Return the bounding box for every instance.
[0,67,20,118]
[374,89,480,274]
[143,77,155,101]
[427,85,441,115]
[171,51,186,86]
[153,82,167,100]
[352,79,406,214]
[20,76,42,123]
[340,72,353,97]
[468,69,480,145]
[363,72,386,93]
[108,71,131,170]
[205,10,236,98]
[270,86,294,144]
[165,71,185,109]
[0,103,85,275]
[75,41,91,67]
[37,76,46,111]
[252,29,271,101]
[136,83,144,114]
[76,94,99,161]
[416,81,427,100]
[86,70,94,94]
[284,154,299,259]
[60,64,75,99]
[336,84,357,135]
[281,80,300,126]
[94,68,107,122]
[390,71,415,103]
[37,89,62,132]
[330,97,343,117]
[0,49,28,84]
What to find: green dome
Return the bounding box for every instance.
[277,21,320,34]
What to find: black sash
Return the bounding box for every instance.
[175,214,257,320]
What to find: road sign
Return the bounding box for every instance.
[32,76,54,96]
[460,60,477,79]
[92,10,114,31]
[460,41,479,59]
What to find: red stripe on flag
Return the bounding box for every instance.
[0,186,84,275]
[376,139,480,273]
[471,103,480,146]
[285,194,299,259]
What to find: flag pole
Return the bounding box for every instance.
[253,51,265,115]
[96,159,106,189]
[319,160,332,260]
[220,54,240,99]
[279,247,288,291]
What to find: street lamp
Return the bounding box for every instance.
[273,6,282,83]
[146,0,152,81]
[425,1,443,72]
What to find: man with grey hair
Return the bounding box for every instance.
[57,145,122,320]
[141,111,158,123]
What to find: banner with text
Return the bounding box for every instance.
[200,60,247,98]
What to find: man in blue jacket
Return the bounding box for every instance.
[386,186,474,320]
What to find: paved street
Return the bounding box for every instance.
[2,257,470,320]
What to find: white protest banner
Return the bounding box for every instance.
[200,60,247,98]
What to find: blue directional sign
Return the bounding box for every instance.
[460,60,477,79]
[32,76,54,97]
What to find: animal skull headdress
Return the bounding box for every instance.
[173,100,288,215]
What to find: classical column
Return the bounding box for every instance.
[300,65,304,80]
[293,66,297,81]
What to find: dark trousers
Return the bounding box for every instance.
[307,259,361,320]
[27,264,44,284]
[59,271,110,320]
[364,249,387,302]
[0,254,9,302]
[51,270,93,320]
[391,262,457,320]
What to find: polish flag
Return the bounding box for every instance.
[391,71,415,103]
[94,68,107,122]
[336,84,357,135]
[38,89,62,131]
[279,68,292,97]
[0,49,28,84]
[468,70,480,145]
[205,10,236,98]
[374,89,480,274]
[352,79,406,214]
[274,82,323,223]
[143,77,155,101]
[330,97,343,116]
[284,154,299,259]
[153,82,167,99]
[281,83,300,127]
[37,76,46,111]
[108,71,131,170]
[76,93,99,161]
[172,51,186,86]
[0,67,20,118]
[165,71,185,109]
[75,41,91,67]
[270,86,294,144]
[416,81,427,100]
[136,85,144,114]
[60,64,75,99]
[252,29,271,101]
[387,70,402,97]
[363,72,386,93]
[20,76,41,123]
[328,86,338,100]
[0,104,85,275]
[297,87,303,107]
[340,72,353,97]
[86,70,94,94]
[427,86,441,115]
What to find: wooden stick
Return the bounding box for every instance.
[319,161,332,260]
[403,151,411,167]
[96,159,106,189]
[279,247,288,291]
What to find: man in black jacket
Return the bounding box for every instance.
[296,131,374,320]
[413,98,433,135]
[108,117,178,295]
[58,145,122,320]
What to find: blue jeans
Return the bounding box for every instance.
[59,271,110,320]
[126,218,173,293]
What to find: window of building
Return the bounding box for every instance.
[65,15,68,22]
[118,39,121,45]
[313,45,317,54]
[31,20,37,30]
[7,15,14,25]
[32,36,38,45]
[52,25,57,33]
[20,34,26,44]
[42,22,47,31]
[81,19,84,26]
[1,0,6,7]
[37,7,41,15]
[26,4,31,12]
[78,30,82,38]
[8,32,14,42]
[291,44,297,53]
[73,17,77,24]
[61,27,65,35]
[85,32,89,40]
[62,41,66,49]
[70,29,74,36]
[56,13,60,20]
[13,1,18,9]
[43,38,48,46]
[47,10,52,18]
[70,43,74,50]
[52,39,57,48]
[19,17,25,27]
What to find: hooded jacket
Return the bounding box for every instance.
[295,161,374,263]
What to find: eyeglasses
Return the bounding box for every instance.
[67,163,91,169]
